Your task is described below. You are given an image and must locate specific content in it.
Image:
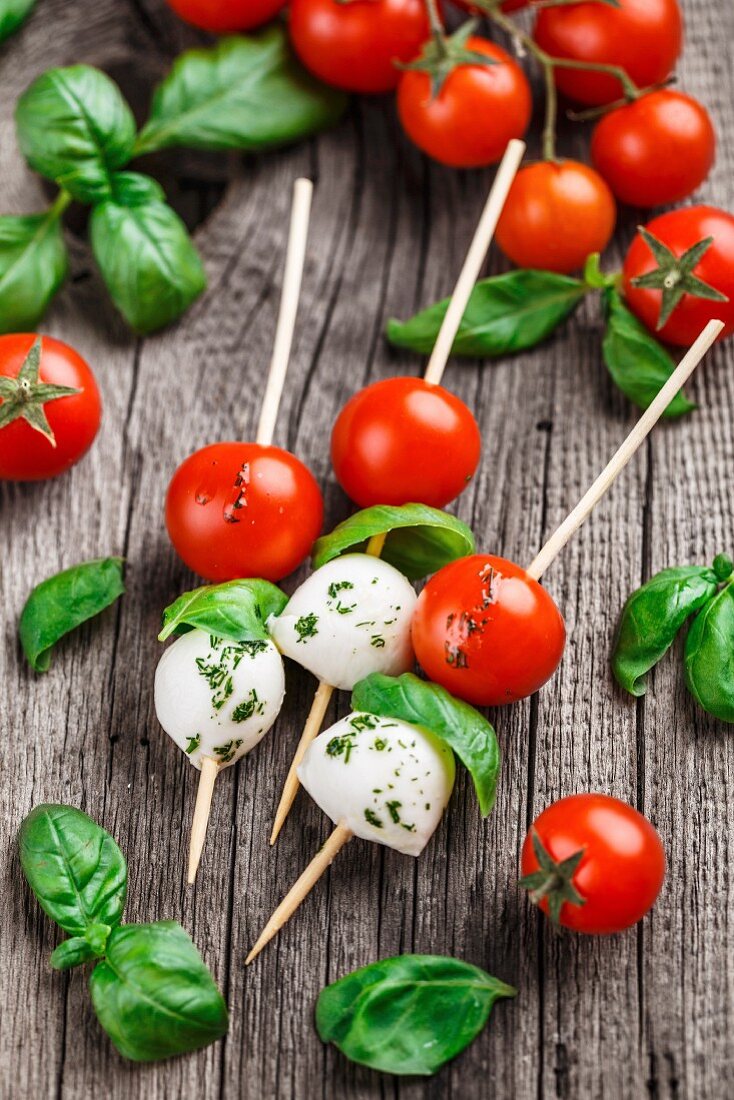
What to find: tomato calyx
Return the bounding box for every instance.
[0,337,81,447]
[400,20,497,97]
[519,829,586,924]
[630,228,730,331]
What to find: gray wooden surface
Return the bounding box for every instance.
[1,1,733,1097]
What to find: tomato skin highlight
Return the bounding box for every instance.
[591,90,716,208]
[496,160,616,274]
[331,377,481,509]
[411,554,566,707]
[397,38,532,168]
[165,441,324,582]
[522,794,666,933]
[0,334,101,482]
[164,0,287,32]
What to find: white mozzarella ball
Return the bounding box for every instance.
[154,629,285,770]
[268,554,417,690]
[298,712,455,856]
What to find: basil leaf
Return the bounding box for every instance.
[159,578,288,643]
[313,504,475,581]
[387,270,585,357]
[316,954,516,1076]
[0,0,36,43]
[352,673,500,815]
[603,289,695,418]
[685,583,734,723]
[15,66,136,203]
[50,937,99,971]
[90,192,206,333]
[108,170,165,206]
[0,209,68,332]
[19,557,125,673]
[89,922,229,1061]
[136,28,347,156]
[18,805,127,936]
[612,566,720,696]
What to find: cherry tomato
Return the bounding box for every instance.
[397,38,532,168]
[534,0,683,106]
[0,334,101,482]
[495,160,616,274]
[164,0,287,32]
[331,377,481,509]
[411,554,566,707]
[521,794,666,933]
[591,90,715,208]
[166,442,324,582]
[289,0,431,94]
[622,206,734,346]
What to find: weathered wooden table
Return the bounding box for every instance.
[2,1,733,1097]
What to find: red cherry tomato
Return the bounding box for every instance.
[164,0,287,32]
[397,38,532,168]
[289,0,431,94]
[495,160,616,274]
[521,794,666,934]
[534,0,683,107]
[331,377,481,509]
[411,554,566,707]
[591,90,715,208]
[622,206,734,346]
[166,442,324,582]
[0,334,101,482]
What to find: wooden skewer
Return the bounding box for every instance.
[188,756,219,885]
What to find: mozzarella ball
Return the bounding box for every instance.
[268,554,416,690]
[154,629,285,770]
[298,712,455,856]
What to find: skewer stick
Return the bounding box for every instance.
[527,319,724,581]
[423,139,526,387]
[188,756,219,885]
[247,822,353,964]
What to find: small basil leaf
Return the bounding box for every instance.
[0,210,68,333]
[89,922,229,1062]
[684,584,734,723]
[159,579,288,643]
[313,504,475,581]
[612,566,719,696]
[108,171,166,206]
[50,937,99,971]
[352,673,500,815]
[19,805,127,936]
[15,66,136,203]
[316,954,516,1076]
[90,194,206,333]
[19,557,125,673]
[0,0,36,43]
[603,289,695,418]
[136,28,347,156]
[387,270,586,358]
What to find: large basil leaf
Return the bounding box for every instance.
[316,954,516,1076]
[612,565,720,696]
[159,578,288,642]
[89,922,229,1061]
[0,209,68,332]
[18,805,127,936]
[0,0,36,43]
[387,270,585,358]
[603,289,695,418]
[352,673,500,815]
[136,29,347,156]
[90,191,206,333]
[685,583,734,724]
[313,504,475,581]
[19,557,125,673]
[15,66,136,203]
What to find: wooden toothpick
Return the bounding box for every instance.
[188,756,219,885]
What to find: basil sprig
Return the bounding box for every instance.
[159,578,287,643]
[19,805,228,1062]
[313,503,475,581]
[316,954,516,1076]
[19,557,125,673]
[352,673,500,816]
[0,0,36,44]
[685,583,734,723]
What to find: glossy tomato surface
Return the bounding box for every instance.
[411,554,566,707]
[522,794,666,933]
[0,334,101,481]
[164,0,287,31]
[397,37,532,168]
[331,377,481,509]
[289,0,431,94]
[496,160,616,274]
[166,442,324,582]
[534,0,683,106]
